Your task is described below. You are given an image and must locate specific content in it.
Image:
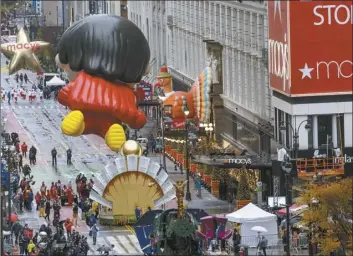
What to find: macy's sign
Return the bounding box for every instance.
[316,60,352,79]
[226,158,252,165]
[268,36,290,90]
[6,43,41,51]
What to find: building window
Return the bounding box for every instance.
[285,113,292,148]
[336,114,345,149]
[308,115,313,149]
[274,108,278,141]
[317,115,332,148]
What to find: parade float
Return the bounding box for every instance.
[55,15,150,152]
[0,28,55,74]
[89,140,176,225]
[157,65,212,125]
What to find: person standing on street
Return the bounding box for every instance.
[35,192,41,211]
[44,200,51,221]
[19,73,23,84]
[66,148,72,165]
[7,90,11,104]
[72,203,79,227]
[51,147,57,166]
[24,73,28,83]
[64,218,73,239]
[257,235,268,256]
[21,142,28,157]
[29,146,37,164]
[15,141,20,153]
[233,228,241,256]
[39,196,46,217]
[90,224,99,245]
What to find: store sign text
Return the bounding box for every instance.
[268,38,290,90]
[316,60,353,79]
[313,5,353,26]
[334,154,352,164]
[226,158,252,165]
[6,43,40,51]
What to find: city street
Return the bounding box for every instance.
[1,59,144,254]
[1,57,229,254]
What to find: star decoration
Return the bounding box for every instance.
[0,28,51,75]
[274,0,282,21]
[299,63,314,79]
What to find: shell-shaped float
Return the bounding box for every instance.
[90,140,175,217]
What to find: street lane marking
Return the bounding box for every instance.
[25,106,28,109]
[106,236,126,254]
[38,106,41,109]
[117,235,137,253]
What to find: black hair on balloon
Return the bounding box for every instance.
[57,15,150,83]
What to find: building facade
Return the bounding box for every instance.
[268,1,352,162]
[68,0,121,24]
[42,1,61,26]
[128,1,167,84]
[128,1,273,161]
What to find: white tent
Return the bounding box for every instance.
[46,76,66,86]
[226,203,278,247]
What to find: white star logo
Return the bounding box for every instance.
[274,0,282,21]
[299,63,314,79]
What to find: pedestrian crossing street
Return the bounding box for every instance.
[1,104,66,110]
[87,234,144,255]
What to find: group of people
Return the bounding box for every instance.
[15,73,29,84]
[1,87,43,104]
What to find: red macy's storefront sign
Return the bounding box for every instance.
[268,1,352,96]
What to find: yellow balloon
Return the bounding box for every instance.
[0,28,51,75]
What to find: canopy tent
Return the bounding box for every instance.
[46,76,66,86]
[226,203,278,247]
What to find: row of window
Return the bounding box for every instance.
[223,46,270,118]
[169,28,206,79]
[167,1,267,54]
[274,109,345,150]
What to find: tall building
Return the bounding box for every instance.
[42,0,61,26]
[128,1,167,80]
[129,1,273,161]
[268,1,352,162]
[67,0,120,24]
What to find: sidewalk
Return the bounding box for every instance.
[139,119,232,215]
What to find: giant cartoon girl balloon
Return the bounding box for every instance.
[56,15,150,152]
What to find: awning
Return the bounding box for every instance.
[192,155,272,169]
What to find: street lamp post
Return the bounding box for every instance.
[281,159,293,256]
[182,97,191,201]
[280,119,311,158]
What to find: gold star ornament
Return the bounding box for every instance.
[0,28,51,75]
